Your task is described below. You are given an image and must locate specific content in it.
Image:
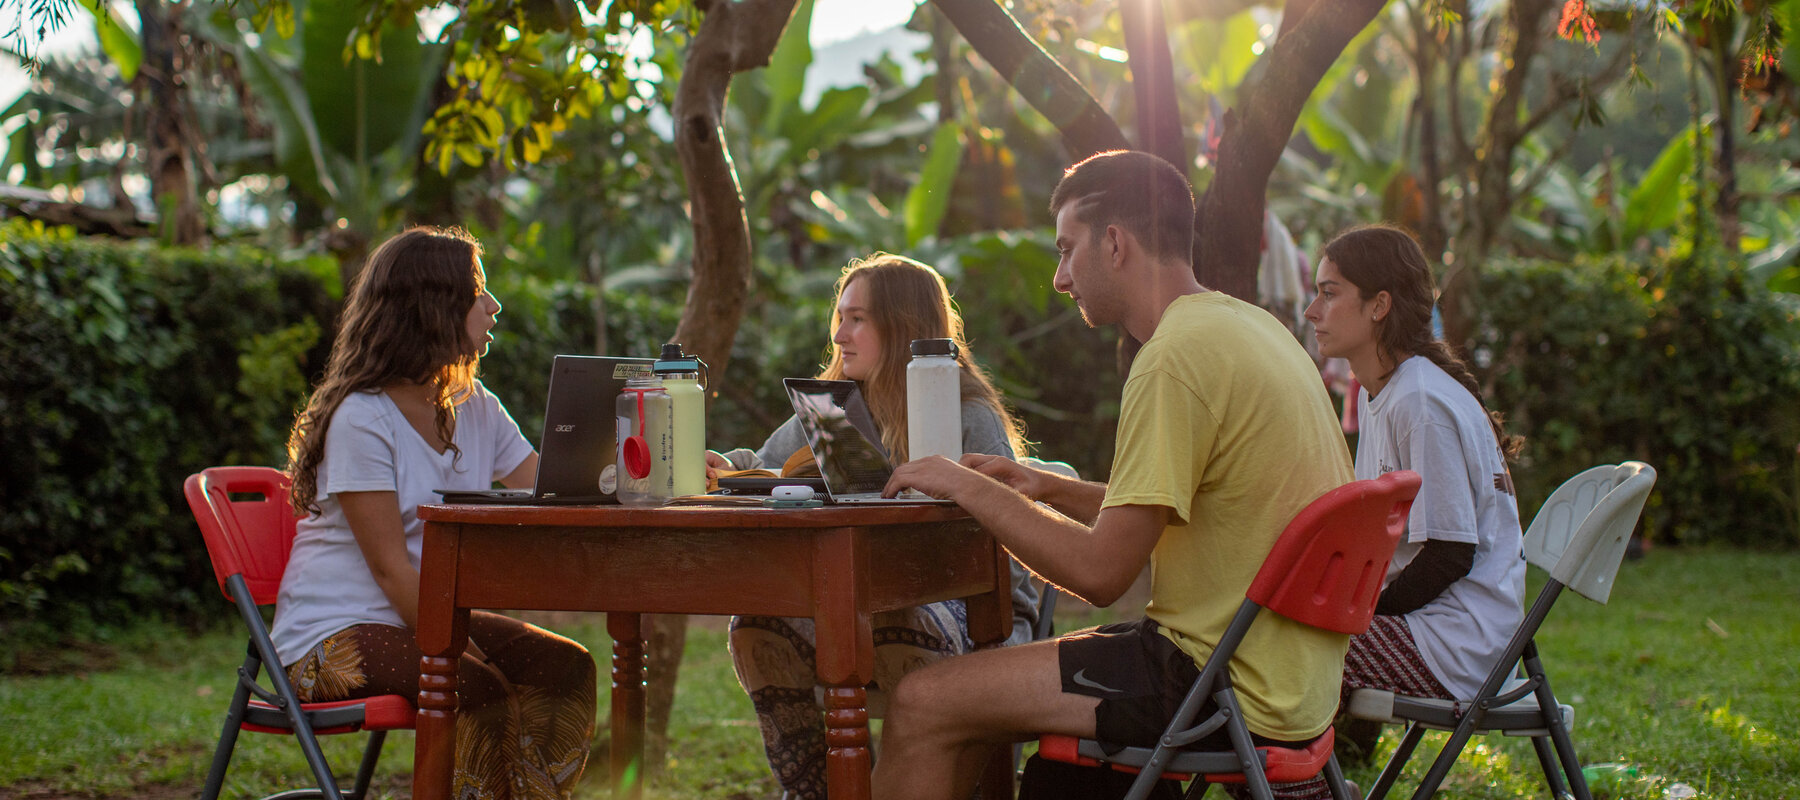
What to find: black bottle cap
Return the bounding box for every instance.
[910,338,957,357]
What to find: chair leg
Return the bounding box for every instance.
[1545,718,1591,800]
[1322,753,1353,800]
[1365,722,1424,800]
[1523,643,1589,800]
[1529,735,1571,799]
[1407,716,1484,800]
[201,654,260,800]
[346,731,388,800]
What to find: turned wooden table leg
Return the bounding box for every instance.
[825,685,874,800]
[609,612,646,799]
[414,522,468,800]
[414,653,459,800]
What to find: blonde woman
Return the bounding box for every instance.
[274,227,595,799]
[707,253,1037,800]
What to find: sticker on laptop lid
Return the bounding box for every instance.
[613,362,655,380]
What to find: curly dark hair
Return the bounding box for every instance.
[286,227,487,514]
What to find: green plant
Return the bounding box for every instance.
[1476,251,1800,545]
[0,220,338,651]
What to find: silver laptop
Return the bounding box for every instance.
[438,355,655,504]
[782,378,956,505]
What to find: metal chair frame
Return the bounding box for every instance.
[1038,471,1423,800]
[1350,462,1656,800]
[186,466,415,800]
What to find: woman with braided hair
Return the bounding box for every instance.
[1305,223,1527,761]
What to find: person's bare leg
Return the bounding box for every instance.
[872,639,1099,800]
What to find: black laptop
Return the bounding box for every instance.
[438,355,654,504]
[783,378,955,505]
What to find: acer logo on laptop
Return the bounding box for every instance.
[554,424,575,433]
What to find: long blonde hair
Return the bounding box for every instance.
[818,253,1026,461]
[287,227,488,514]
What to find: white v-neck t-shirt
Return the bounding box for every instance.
[271,382,534,664]
[1355,356,1526,700]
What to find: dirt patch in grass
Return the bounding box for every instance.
[5,639,120,677]
[0,779,194,800]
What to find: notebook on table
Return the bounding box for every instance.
[782,378,956,505]
[437,355,655,505]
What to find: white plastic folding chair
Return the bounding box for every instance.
[1347,461,1656,800]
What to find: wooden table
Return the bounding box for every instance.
[411,501,1013,800]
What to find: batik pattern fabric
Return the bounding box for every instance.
[284,611,596,799]
[1341,614,1455,703]
[729,601,971,800]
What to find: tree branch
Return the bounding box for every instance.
[1518,26,1639,139]
[671,0,799,382]
[1121,0,1186,168]
[1195,0,1386,300]
[930,0,1131,159]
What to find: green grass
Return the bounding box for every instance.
[3,548,1797,799]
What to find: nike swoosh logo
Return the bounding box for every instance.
[1071,668,1123,694]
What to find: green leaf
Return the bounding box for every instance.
[761,0,815,137]
[903,123,965,247]
[221,24,341,204]
[1623,125,1695,240]
[78,0,141,82]
[299,1,444,163]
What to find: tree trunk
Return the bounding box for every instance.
[930,0,1131,159]
[658,0,799,771]
[1443,0,1553,350]
[135,0,203,245]
[1408,4,1450,259]
[1121,0,1185,169]
[1709,13,1741,254]
[1195,0,1387,301]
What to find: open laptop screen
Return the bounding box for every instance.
[782,378,894,496]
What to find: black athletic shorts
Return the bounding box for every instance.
[1056,617,1307,752]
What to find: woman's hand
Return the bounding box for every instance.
[704,450,730,479]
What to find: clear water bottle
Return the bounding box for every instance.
[654,343,708,498]
[906,338,961,463]
[616,376,673,506]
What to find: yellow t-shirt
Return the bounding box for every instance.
[1103,292,1354,740]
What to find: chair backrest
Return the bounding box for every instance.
[183,466,301,605]
[1522,461,1655,603]
[1247,470,1421,635]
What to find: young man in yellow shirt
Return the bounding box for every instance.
[875,150,1353,800]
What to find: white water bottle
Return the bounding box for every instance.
[654,343,708,497]
[906,338,962,463]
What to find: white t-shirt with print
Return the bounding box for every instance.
[270,381,534,664]
[1355,356,1526,700]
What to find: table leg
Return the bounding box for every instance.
[812,528,875,800]
[825,686,873,800]
[414,608,469,800]
[608,612,646,799]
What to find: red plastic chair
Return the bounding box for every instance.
[185,466,415,800]
[1037,470,1422,800]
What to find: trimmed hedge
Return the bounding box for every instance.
[1475,253,1800,546]
[0,222,339,644]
